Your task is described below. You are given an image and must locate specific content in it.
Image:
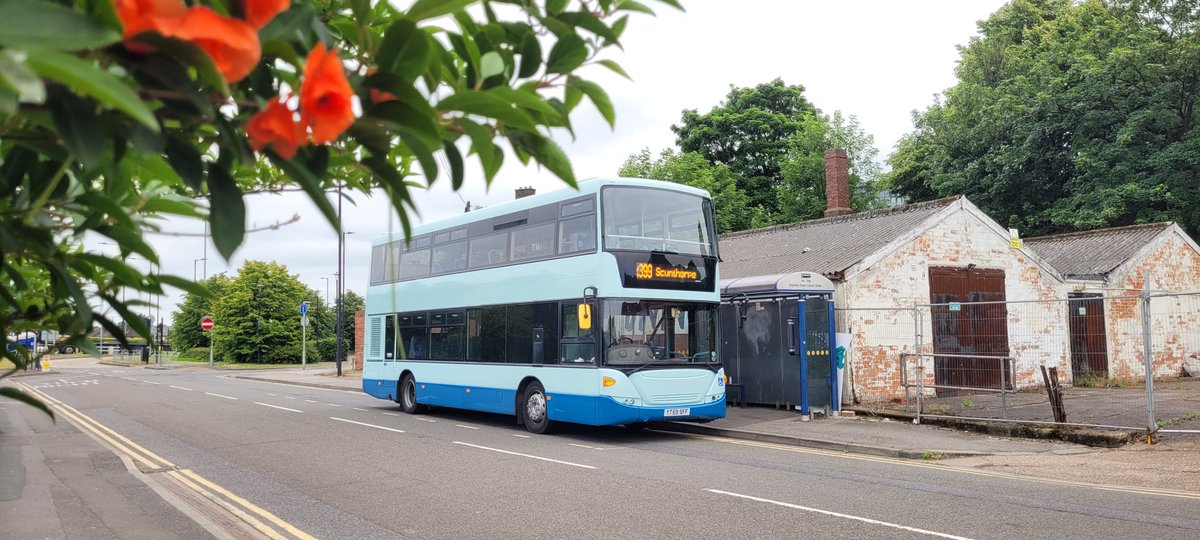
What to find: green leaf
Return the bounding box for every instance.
[479,51,505,80]
[545,33,587,74]
[597,59,631,80]
[130,34,229,96]
[517,33,542,78]
[407,0,475,21]
[487,87,562,120]
[165,135,204,192]
[439,90,538,131]
[0,387,53,419]
[568,76,615,128]
[398,132,438,184]
[508,131,575,185]
[48,89,104,169]
[546,0,569,15]
[158,275,211,298]
[74,254,142,286]
[350,0,371,20]
[443,140,465,190]
[363,154,414,240]
[272,156,340,231]
[378,19,433,81]
[207,165,245,260]
[369,100,442,151]
[556,12,619,44]
[0,0,120,51]
[617,1,655,15]
[456,118,502,181]
[24,48,159,131]
[0,49,45,104]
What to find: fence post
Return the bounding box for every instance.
[1142,270,1156,435]
[913,305,923,424]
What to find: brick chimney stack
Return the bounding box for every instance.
[515,186,536,199]
[824,148,852,217]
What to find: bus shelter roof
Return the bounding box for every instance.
[720,271,835,298]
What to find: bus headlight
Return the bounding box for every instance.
[602,376,616,387]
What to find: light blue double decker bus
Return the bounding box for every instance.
[361,178,725,433]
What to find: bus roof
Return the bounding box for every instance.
[371,177,710,246]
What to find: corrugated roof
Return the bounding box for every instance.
[1023,223,1173,280]
[717,196,961,280]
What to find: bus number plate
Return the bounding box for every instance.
[663,408,690,417]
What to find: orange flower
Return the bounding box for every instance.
[173,7,262,83]
[247,96,305,160]
[242,0,291,30]
[113,0,187,50]
[300,44,356,144]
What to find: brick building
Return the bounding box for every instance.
[719,151,1067,403]
[1025,223,1200,380]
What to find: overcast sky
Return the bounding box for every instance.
[97,0,1008,323]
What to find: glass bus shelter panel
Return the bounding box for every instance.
[733,300,785,406]
[804,297,833,411]
[718,303,741,381]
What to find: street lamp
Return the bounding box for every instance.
[335,179,355,377]
[193,258,207,281]
[321,276,330,305]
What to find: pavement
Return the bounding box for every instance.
[227,366,1098,460]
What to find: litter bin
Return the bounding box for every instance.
[141,347,149,364]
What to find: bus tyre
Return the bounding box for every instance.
[522,382,552,434]
[399,375,422,414]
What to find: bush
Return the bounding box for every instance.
[180,347,210,362]
[316,338,337,362]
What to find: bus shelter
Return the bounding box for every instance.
[719,272,837,419]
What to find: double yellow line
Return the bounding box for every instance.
[677,431,1200,500]
[18,382,316,539]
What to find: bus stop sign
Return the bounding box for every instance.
[299,302,309,315]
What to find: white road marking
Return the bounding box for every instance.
[705,489,973,540]
[455,424,479,430]
[266,393,278,397]
[327,403,340,407]
[331,417,405,433]
[416,417,436,423]
[122,377,137,381]
[141,380,160,385]
[382,412,400,416]
[512,434,531,439]
[169,385,193,392]
[255,402,302,413]
[205,392,238,400]
[569,443,610,450]
[453,442,595,469]
[305,400,319,403]
[353,408,369,412]
[284,396,296,400]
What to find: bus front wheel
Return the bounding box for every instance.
[522,382,552,434]
[399,374,422,414]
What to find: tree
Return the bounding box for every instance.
[0,0,681,413]
[777,111,886,224]
[170,274,231,351]
[336,289,364,356]
[211,261,313,363]
[887,0,1200,237]
[672,78,819,214]
[618,148,752,232]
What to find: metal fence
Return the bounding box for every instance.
[841,281,1200,434]
[112,349,179,367]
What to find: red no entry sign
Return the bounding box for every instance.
[201,316,214,331]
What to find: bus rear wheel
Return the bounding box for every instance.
[399,374,422,414]
[522,382,552,434]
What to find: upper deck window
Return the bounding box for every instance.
[602,187,716,257]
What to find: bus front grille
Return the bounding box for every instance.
[648,393,701,405]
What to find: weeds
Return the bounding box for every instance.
[921,451,946,461]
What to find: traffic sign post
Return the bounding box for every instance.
[201,316,214,366]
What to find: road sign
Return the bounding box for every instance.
[301,314,309,327]
[299,302,309,315]
[201,316,214,331]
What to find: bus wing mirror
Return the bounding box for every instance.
[578,304,592,330]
